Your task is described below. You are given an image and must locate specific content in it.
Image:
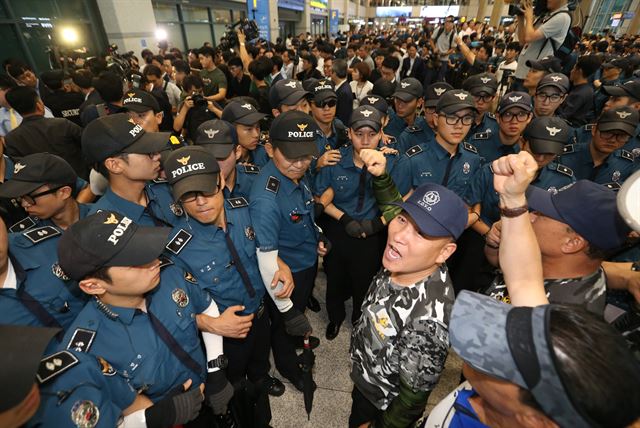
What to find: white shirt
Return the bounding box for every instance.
[2,259,17,290]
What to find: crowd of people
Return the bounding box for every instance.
[1,0,640,426]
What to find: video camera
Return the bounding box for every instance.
[506,0,579,16]
[106,44,136,79]
[220,19,260,50]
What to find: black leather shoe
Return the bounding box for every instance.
[294,335,320,350]
[266,375,285,397]
[307,295,321,312]
[325,322,341,340]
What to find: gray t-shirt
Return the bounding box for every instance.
[514,7,571,79]
[431,27,455,58]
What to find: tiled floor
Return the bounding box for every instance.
[268,268,463,427]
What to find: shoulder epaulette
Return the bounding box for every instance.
[562,144,575,154]
[555,163,574,177]
[463,142,478,154]
[619,150,634,162]
[604,182,622,191]
[9,216,36,233]
[406,125,421,133]
[152,177,167,184]
[405,145,423,158]
[584,123,595,131]
[265,176,280,194]
[243,164,260,174]
[165,229,193,255]
[37,350,79,383]
[473,132,489,140]
[23,226,60,244]
[486,112,496,120]
[226,197,249,209]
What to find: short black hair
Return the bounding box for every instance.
[94,71,124,103]
[248,57,273,81]
[0,74,17,91]
[507,41,522,52]
[7,62,31,80]
[198,46,216,58]
[71,70,93,89]
[5,86,39,115]
[300,53,317,68]
[183,74,204,93]
[381,56,400,72]
[227,57,243,69]
[575,55,602,79]
[173,60,190,74]
[271,55,283,71]
[143,64,162,78]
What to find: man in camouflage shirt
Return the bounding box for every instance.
[484,180,630,316]
[348,173,468,427]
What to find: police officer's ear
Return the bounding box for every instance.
[55,185,74,201]
[264,141,275,159]
[103,156,126,175]
[435,241,457,265]
[560,231,589,256]
[155,111,163,125]
[233,144,243,162]
[78,277,109,296]
[591,125,598,138]
[272,108,281,118]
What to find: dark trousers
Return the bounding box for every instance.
[349,385,382,428]
[323,218,385,325]
[447,229,495,294]
[268,263,317,382]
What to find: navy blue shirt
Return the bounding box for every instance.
[167,198,266,314]
[225,163,261,201]
[249,143,270,167]
[58,264,211,402]
[466,113,500,151]
[249,160,319,272]
[314,146,383,221]
[468,131,520,164]
[394,116,431,154]
[559,143,639,190]
[384,110,411,139]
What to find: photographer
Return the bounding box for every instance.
[512,0,571,91]
[173,74,217,142]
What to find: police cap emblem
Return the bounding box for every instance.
[616,111,631,119]
[453,92,468,100]
[400,82,411,88]
[204,129,219,138]
[434,87,446,96]
[360,109,373,118]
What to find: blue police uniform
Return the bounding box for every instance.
[466,113,500,150]
[594,78,621,114]
[250,143,270,167]
[391,139,481,198]
[224,163,261,201]
[8,203,92,234]
[394,116,431,154]
[90,182,176,227]
[29,350,136,428]
[573,123,595,145]
[166,197,266,315]
[249,160,319,273]
[560,143,639,190]
[465,161,575,226]
[383,109,411,139]
[624,125,640,155]
[58,263,211,402]
[468,132,520,164]
[0,228,88,333]
[314,119,348,156]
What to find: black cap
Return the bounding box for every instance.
[0,153,77,198]
[309,78,337,103]
[194,119,237,159]
[536,73,570,94]
[462,73,498,96]
[424,82,453,107]
[82,113,171,163]
[497,92,533,114]
[601,80,640,102]
[392,78,423,102]
[360,94,389,114]
[526,56,562,73]
[436,89,478,115]
[602,56,629,69]
[221,100,266,126]
[269,110,319,158]
[165,146,221,201]
[0,325,59,413]
[269,79,309,108]
[371,78,396,99]
[58,211,171,281]
[597,106,640,136]
[349,106,383,132]
[523,116,571,155]
[123,88,161,113]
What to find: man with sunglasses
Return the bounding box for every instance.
[221,100,269,167]
[162,145,301,423]
[82,113,176,227]
[383,78,425,141]
[462,73,500,156]
[391,89,481,201]
[559,106,639,190]
[250,111,327,392]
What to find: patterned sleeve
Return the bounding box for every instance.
[395,318,449,392]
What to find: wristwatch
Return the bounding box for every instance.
[207,355,228,370]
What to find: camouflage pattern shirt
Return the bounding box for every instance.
[350,267,455,410]
[484,268,606,315]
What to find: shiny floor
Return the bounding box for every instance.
[268,268,464,427]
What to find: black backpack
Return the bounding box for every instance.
[539,10,579,61]
[434,27,455,51]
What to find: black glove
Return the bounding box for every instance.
[282,306,312,336]
[360,217,385,237]
[339,213,365,238]
[314,202,325,218]
[145,383,203,428]
[205,370,234,415]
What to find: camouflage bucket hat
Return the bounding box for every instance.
[450,291,591,427]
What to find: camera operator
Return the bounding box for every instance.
[173,74,218,142]
[495,42,521,98]
[512,0,571,91]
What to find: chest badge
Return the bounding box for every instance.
[612,170,621,182]
[52,263,70,281]
[172,288,190,308]
[290,210,302,223]
[245,226,256,240]
[70,400,100,428]
[170,203,184,217]
[463,162,470,175]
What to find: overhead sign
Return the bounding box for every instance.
[420,6,460,18]
[376,7,412,17]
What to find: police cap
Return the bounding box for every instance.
[269,111,319,158]
[424,82,453,108]
[349,106,382,132]
[436,90,478,115]
[165,146,221,202]
[123,88,161,113]
[536,73,570,94]
[392,78,423,102]
[221,100,266,126]
[462,72,498,96]
[523,116,570,155]
[195,119,238,159]
[597,106,639,136]
[0,153,77,198]
[269,79,309,109]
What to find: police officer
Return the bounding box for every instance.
[560,106,640,190]
[123,88,166,134]
[420,82,453,143]
[359,94,395,146]
[268,78,311,117]
[314,106,388,341]
[82,113,176,226]
[391,89,481,200]
[462,72,499,150]
[57,211,234,418]
[533,73,570,119]
[194,119,259,200]
[593,57,627,115]
[221,100,269,167]
[250,110,328,390]
[384,77,425,140]
[594,80,640,153]
[471,92,533,164]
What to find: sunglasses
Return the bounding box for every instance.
[314,99,337,109]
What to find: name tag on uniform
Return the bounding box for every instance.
[24,226,61,244]
[67,328,96,353]
[165,229,193,255]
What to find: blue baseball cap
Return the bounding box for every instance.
[392,183,467,239]
[526,180,630,251]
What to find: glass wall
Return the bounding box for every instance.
[0,0,105,73]
[586,0,633,34]
[152,1,246,50]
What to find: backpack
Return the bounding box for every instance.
[434,27,455,51]
[538,10,578,61]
